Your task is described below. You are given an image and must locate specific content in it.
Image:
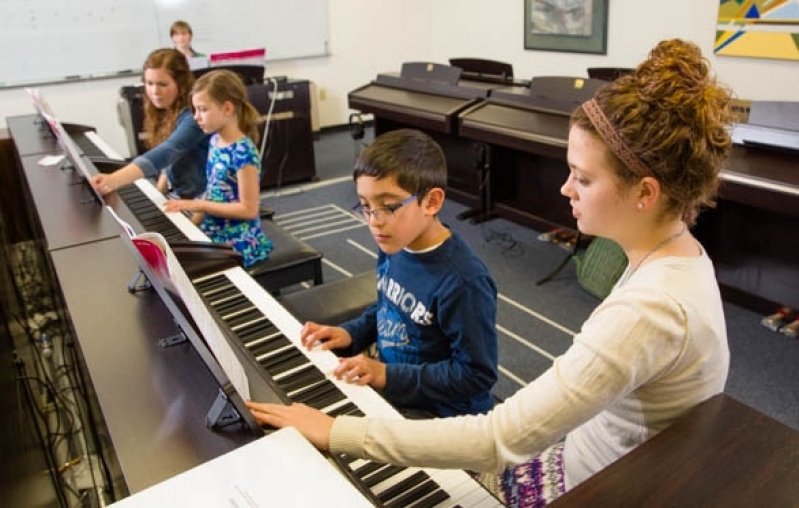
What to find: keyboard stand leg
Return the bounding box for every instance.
[457,142,495,225]
[128,268,152,293]
[206,389,242,430]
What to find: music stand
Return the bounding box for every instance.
[449,57,514,84]
[193,64,265,85]
[587,67,634,82]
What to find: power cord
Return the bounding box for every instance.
[258,77,279,160]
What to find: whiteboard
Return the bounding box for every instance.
[0,0,329,88]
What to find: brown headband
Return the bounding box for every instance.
[581,99,649,175]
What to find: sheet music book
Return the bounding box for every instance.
[109,427,372,507]
[106,207,250,400]
[25,87,101,193]
[209,48,266,67]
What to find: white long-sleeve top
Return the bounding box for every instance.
[329,247,729,490]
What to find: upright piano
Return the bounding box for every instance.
[118,79,317,191]
[457,76,606,231]
[348,62,519,214]
[694,101,799,312]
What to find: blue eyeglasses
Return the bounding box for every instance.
[352,195,418,222]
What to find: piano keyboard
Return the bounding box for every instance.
[116,179,209,242]
[194,266,500,507]
[114,177,499,506]
[74,130,124,160]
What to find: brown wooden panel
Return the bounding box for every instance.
[552,394,799,506]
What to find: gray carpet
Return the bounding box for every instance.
[262,128,799,429]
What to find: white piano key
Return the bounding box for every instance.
[134,179,209,241]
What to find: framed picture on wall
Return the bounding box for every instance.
[524,0,608,54]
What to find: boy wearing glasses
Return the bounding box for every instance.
[301,129,498,417]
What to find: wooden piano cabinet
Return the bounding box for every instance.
[489,147,576,234]
[250,79,318,190]
[119,80,318,192]
[373,116,487,211]
[0,130,36,244]
[551,394,799,506]
[693,145,799,313]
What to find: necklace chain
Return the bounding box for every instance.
[630,224,688,275]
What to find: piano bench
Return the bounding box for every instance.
[260,204,275,221]
[248,219,323,294]
[277,270,377,324]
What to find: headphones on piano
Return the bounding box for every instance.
[348,113,365,141]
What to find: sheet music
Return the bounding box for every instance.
[105,206,137,239]
[109,427,372,507]
[165,247,251,400]
[105,205,251,400]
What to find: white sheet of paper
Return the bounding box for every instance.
[38,154,65,166]
[109,427,372,507]
[164,251,250,401]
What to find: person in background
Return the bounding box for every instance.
[164,70,271,268]
[275,128,498,418]
[91,48,208,199]
[246,38,733,506]
[170,20,203,59]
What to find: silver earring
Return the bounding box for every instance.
[637,203,644,210]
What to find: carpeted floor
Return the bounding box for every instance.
[261,127,799,429]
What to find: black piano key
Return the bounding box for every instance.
[293,381,345,410]
[236,320,281,344]
[363,464,407,489]
[245,325,286,343]
[288,375,329,398]
[116,184,189,241]
[211,294,252,316]
[163,231,185,242]
[384,479,442,508]
[203,285,242,303]
[277,364,325,393]
[248,336,292,357]
[331,402,364,417]
[376,471,430,504]
[136,208,168,221]
[407,489,451,508]
[353,460,385,479]
[194,274,232,293]
[259,347,309,375]
[224,308,265,329]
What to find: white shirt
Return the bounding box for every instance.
[330,247,729,491]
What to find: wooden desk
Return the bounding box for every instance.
[552,394,799,506]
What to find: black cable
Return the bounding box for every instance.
[14,308,111,500]
[16,359,69,507]
[65,338,116,501]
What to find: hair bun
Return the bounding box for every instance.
[633,39,713,115]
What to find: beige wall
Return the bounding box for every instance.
[1,0,795,158]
